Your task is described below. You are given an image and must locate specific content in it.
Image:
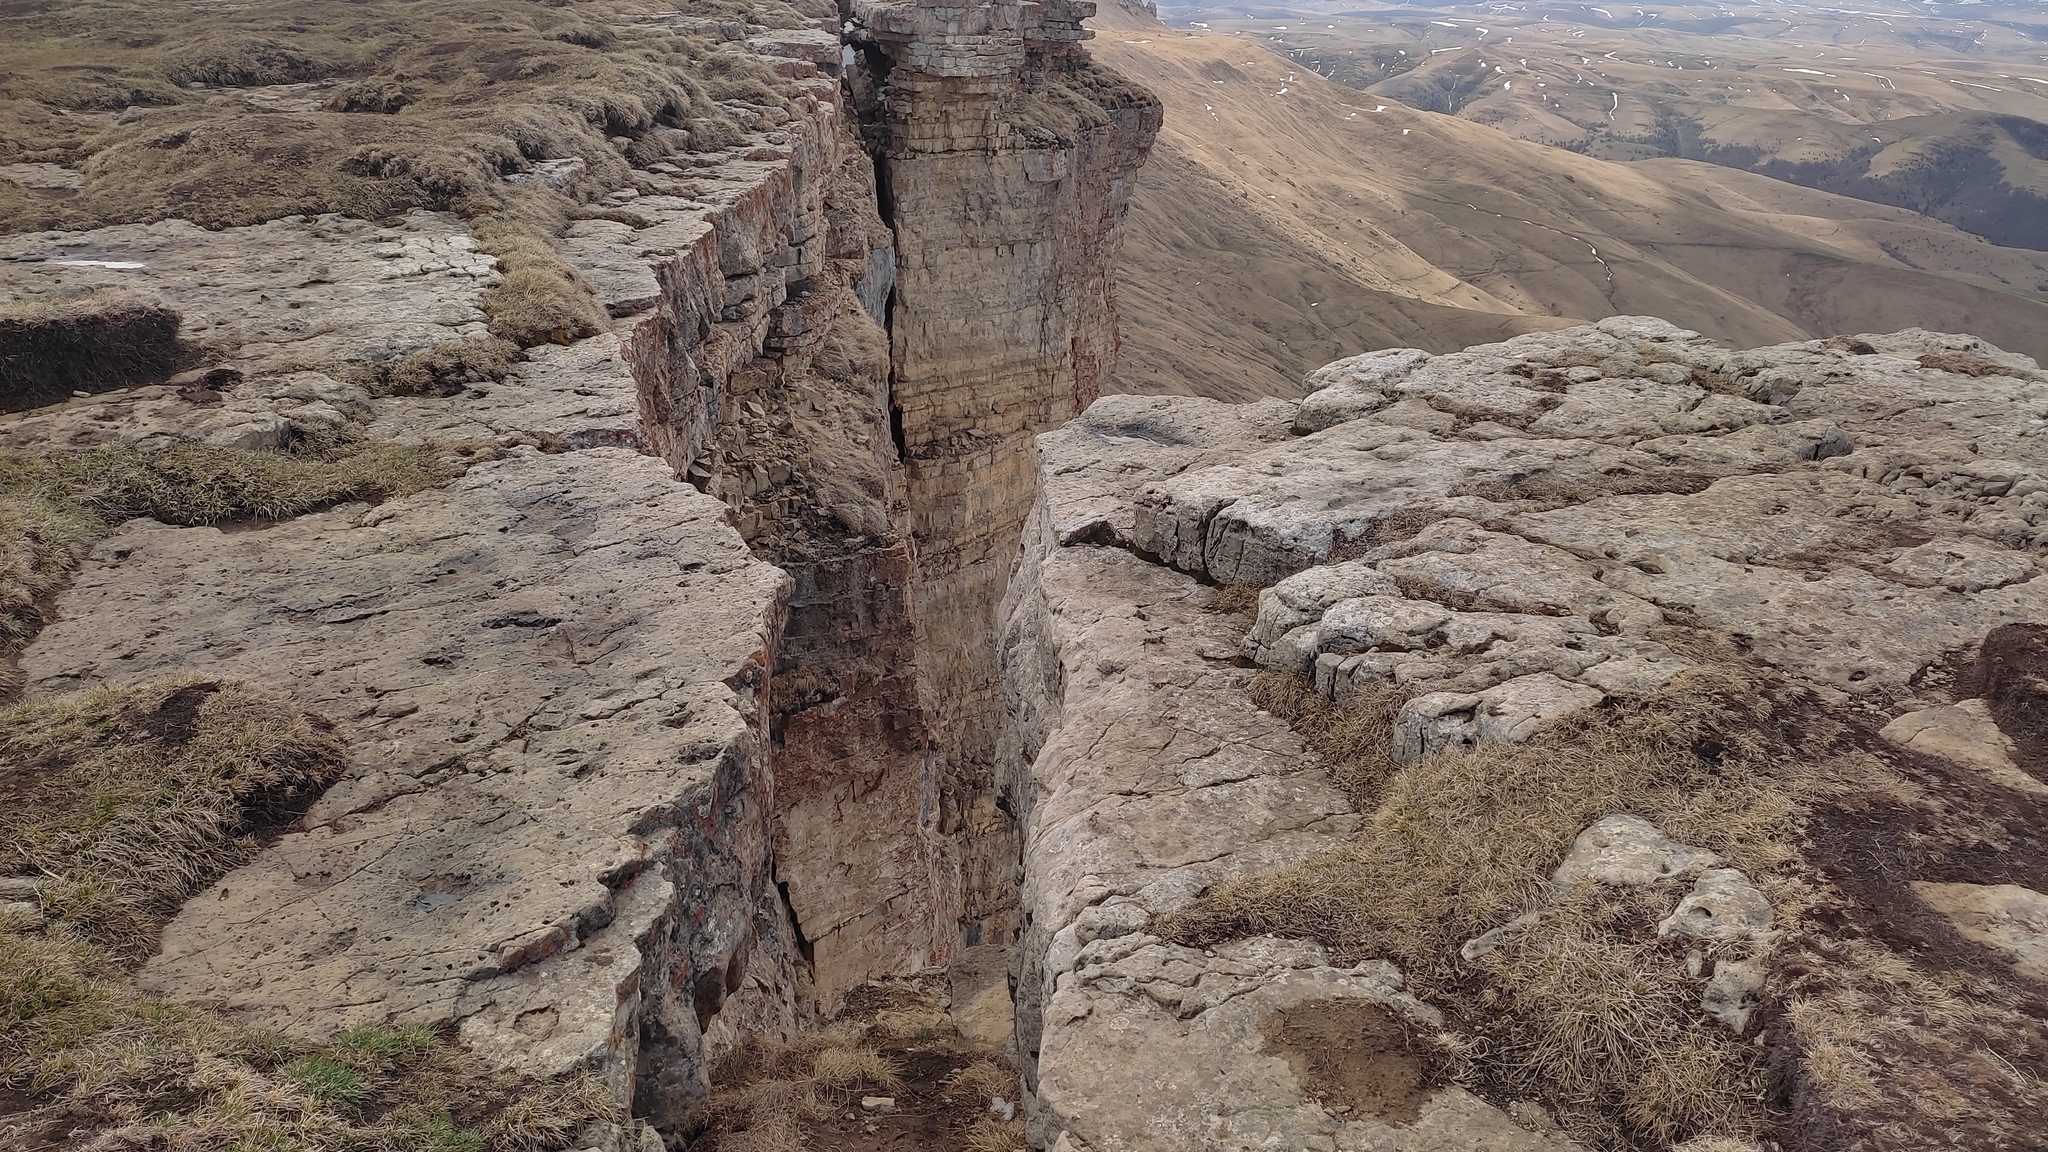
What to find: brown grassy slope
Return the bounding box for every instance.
[0,0,813,235]
[1115,140,1572,400]
[1091,5,2048,398]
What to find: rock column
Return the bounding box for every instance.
[848,0,1161,952]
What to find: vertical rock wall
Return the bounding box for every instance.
[847,0,1162,951]
[628,101,944,1019]
[627,0,1156,1020]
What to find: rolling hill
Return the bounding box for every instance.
[1093,1,2048,399]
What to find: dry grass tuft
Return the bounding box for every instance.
[26,438,461,527]
[699,1028,906,1150]
[358,335,526,396]
[1248,671,1411,805]
[1470,887,1767,1145]
[1204,583,1263,616]
[1916,350,2016,378]
[472,195,610,348]
[964,1117,1029,1151]
[944,1058,1017,1105]
[1773,934,2048,1143]
[0,678,346,959]
[0,489,100,653]
[947,1060,1026,1152]
[1167,664,1835,1147]
[1171,665,1810,974]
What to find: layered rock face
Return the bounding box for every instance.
[618,0,1159,1016]
[846,0,1162,950]
[999,321,2048,1149]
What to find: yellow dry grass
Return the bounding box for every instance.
[471,193,611,349]
[947,1060,1027,1152]
[0,679,345,959]
[1186,666,1816,970]
[1469,887,1767,1144]
[1168,665,1842,1147]
[699,1027,906,1152]
[1204,583,1263,616]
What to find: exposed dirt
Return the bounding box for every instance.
[0,295,188,410]
[792,1048,996,1152]
[1979,623,2048,782]
[689,974,1023,1152]
[1259,999,1445,1125]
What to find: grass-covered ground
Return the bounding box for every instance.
[0,0,819,233]
[0,0,830,356]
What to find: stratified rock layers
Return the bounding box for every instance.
[853,0,1161,952]
[623,0,1158,1014]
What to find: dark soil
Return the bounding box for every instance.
[1259,1000,1444,1125]
[1977,623,2048,782]
[794,1048,991,1152]
[0,299,188,410]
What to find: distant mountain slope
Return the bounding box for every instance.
[1093,4,2048,400]
[1190,1,2048,251]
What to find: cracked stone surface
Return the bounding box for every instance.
[363,331,644,450]
[1117,319,2046,728]
[0,211,499,374]
[1001,397,1581,1150]
[999,319,2048,1148]
[23,449,793,1097]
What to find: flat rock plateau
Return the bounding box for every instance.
[1,2,2045,1152]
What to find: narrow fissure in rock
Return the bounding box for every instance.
[617,0,1159,1132]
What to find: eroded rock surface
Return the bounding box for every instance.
[1121,319,2047,724]
[999,397,1583,1149]
[27,451,794,1116]
[1000,320,2047,1149]
[0,212,499,372]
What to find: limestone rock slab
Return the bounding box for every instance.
[1002,488,1579,1150]
[1106,321,2047,715]
[24,449,795,1109]
[1912,882,2048,983]
[0,211,498,374]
